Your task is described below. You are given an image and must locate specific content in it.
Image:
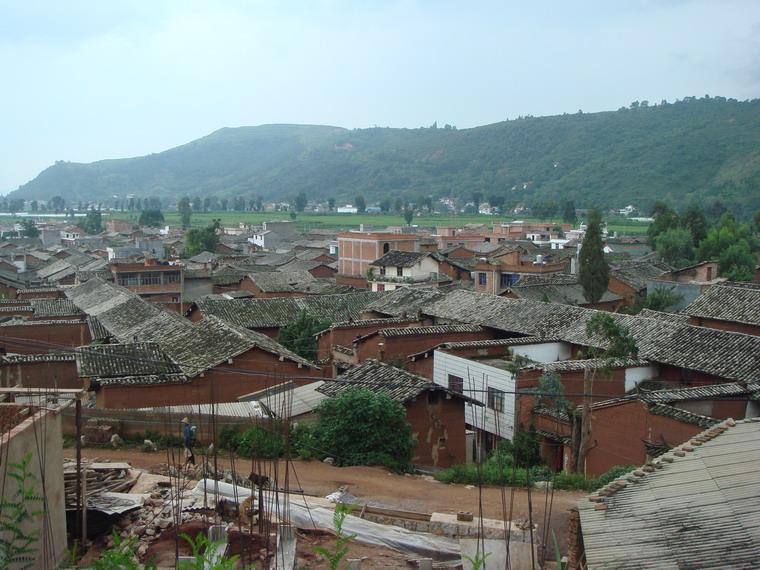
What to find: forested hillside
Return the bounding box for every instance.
[10,97,760,213]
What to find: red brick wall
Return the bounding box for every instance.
[96,348,322,408]
[0,322,91,354]
[517,368,628,406]
[405,392,467,467]
[356,329,495,363]
[607,277,639,307]
[657,364,727,385]
[307,265,337,279]
[688,316,760,336]
[0,360,81,389]
[583,401,705,476]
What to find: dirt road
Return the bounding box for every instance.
[76,448,584,557]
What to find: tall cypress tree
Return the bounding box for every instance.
[578,208,609,303]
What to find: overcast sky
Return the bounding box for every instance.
[1,0,759,194]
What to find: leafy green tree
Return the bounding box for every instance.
[626,286,683,314]
[50,195,65,213]
[313,387,415,470]
[379,198,391,212]
[255,196,263,212]
[278,310,331,360]
[753,209,760,233]
[393,197,403,213]
[20,219,40,238]
[30,200,38,213]
[294,191,308,212]
[562,199,577,224]
[178,196,192,229]
[327,197,335,211]
[680,203,708,244]
[403,207,414,225]
[138,209,165,227]
[355,195,366,213]
[81,208,103,234]
[654,227,694,267]
[719,241,756,281]
[578,209,609,304]
[220,198,228,211]
[192,196,201,211]
[185,220,221,256]
[647,204,679,242]
[289,211,297,221]
[471,191,483,211]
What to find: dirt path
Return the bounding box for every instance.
[75,448,584,557]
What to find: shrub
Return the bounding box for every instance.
[235,426,285,459]
[313,388,415,471]
[290,422,319,460]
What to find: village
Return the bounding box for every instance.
[0,210,758,569]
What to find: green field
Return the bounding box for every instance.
[111,211,650,236]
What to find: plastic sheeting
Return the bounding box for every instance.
[190,479,462,564]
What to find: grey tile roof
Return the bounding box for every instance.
[156,315,314,377]
[191,291,383,329]
[506,281,621,305]
[29,298,82,318]
[188,251,219,263]
[370,250,431,268]
[609,259,671,290]
[638,382,760,403]
[247,270,317,292]
[363,287,447,317]
[636,309,690,324]
[2,353,77,364]
[645,402,720,428]
[318,359,457,403]
[77,342,182,378]
[522,357,651,373]
[578,418,760,569]
[374,324,484,338]
[86,316,110,341]
[683,282,760,326]
[95,373,189,387]
[418,289,760,383]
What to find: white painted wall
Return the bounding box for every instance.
[624,365,659,392]
[510,342,572,363]
[433,351,516,441]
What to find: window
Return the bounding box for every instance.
[448,374,463,394]
[140,273,162,286]
[379,267,386,276]
[500,273,518,287]
[478,272,487,285]
[383,242,390,254]
[164,272,181,284]
[396,266,403,277]
[487,387,505,412]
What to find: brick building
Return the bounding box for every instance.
[337,231,420,287]
[682,281,760,336]
[110,260,184,311]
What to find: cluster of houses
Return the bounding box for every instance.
[1,214,759,567]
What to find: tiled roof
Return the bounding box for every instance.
[253,381,327,419]
[188,251,219,263]
[86,316,110,341]
[636,309,690,324]
[506,281,621,305]
[609,259,671,291]
[191,291,383,329]
[370,250,431,268]
[645,402,719,428]
[16,287,59,294]
[248,270,316,292]
[156,315,314,377]
[318,359,463,403]
[363,287,447,317]
[638,382,760,403]
[578,418,760,569]
[77,342,181,378]
[522,357,651,373]
[326,317,419,330]
[2,353,77,364]
[0,318,83,326]
[437,336,558,350]
[375,324,483,338]
[417,289,760,383]
[95,373,189,387]
[683,282,760,326]
[29,298,82,318]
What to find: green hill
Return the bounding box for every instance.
[9,97,760,212]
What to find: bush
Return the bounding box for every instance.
[312,388,415,471]
[290,423,319,460]
[235,426,285,459]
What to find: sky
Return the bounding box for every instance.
[1,0,759,194]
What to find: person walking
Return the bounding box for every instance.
[181,417,197,467]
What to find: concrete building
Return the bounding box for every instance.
[337,231,420,287]
[367,251,450,292]
[110,259,184,310]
